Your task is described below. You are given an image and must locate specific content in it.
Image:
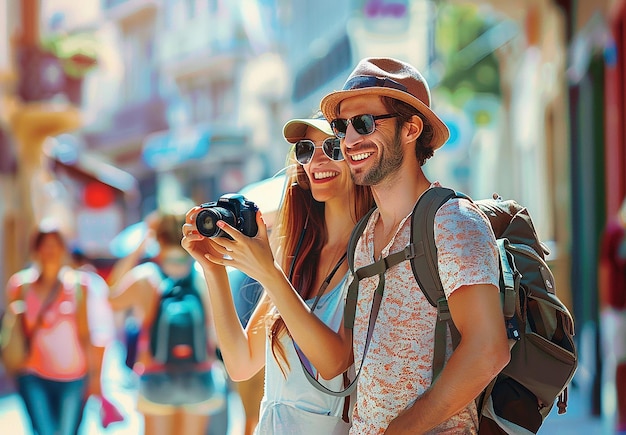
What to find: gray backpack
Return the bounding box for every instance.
[344,186,578,434]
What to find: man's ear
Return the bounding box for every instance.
[404,115,424,142]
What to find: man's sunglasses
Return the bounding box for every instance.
[294,138,343,165]
[330,113,398,139]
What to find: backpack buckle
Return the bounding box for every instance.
[404,244,416,260]
[437,298,451,321]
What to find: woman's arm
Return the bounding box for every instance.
[107,264,155,313]
[107,212,160,288]
[199,212,353,379]
[105,241,148,288]
[182,211,266,381]
[74,272,103,398]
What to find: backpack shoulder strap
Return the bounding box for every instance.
[410,186,468,380]
[155,264,189,299]
[347,206,376,273]
[344,206,413,330]
[410,186,466,306]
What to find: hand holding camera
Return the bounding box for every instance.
[195,193,258,239]
[183,192,277,291]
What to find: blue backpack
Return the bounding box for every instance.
[150,267,208,367]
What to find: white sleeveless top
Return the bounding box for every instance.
[255,273,352,435]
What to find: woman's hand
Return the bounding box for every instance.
[181,206,227,273]
[201,211,277,284]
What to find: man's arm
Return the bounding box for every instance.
[385,283,510,434]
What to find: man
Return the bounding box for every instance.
[599,197,626,434]
[319,57,510,433]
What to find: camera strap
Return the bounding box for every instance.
[290,249,351,421]
[309,252,347,310]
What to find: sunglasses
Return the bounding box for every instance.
[330,113,398,139]
[294,138,343,165]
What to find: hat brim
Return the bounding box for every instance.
[320,87,450,150]
[282,118,334,143]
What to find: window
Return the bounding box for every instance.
[293,33,351,101]
[123,27,155,103]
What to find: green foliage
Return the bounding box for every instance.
[435,3,511,107]
[41,33,99,79]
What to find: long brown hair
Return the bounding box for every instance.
[267,149,374,374]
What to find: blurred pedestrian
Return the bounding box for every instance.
[599,197,626,433]
[69,243,125,429]
[108,209,226,435]
[105,211,160,378]
[2,219,107,435]
[182,111,374,434]
[69,243,116,356]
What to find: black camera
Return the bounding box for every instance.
[195,193,258,238]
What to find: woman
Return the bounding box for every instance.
[181,112,374,434]
[3,220,105,435]
[108,210,226,435]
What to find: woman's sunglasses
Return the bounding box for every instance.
[294,138,343,165]
[330,113,398,138]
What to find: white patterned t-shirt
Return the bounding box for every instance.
[350,185,499,434]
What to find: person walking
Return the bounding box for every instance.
[108,210,225,435]
[599,197,626,434]
[3,220,106,435]
[313,57,510,433]
[181,111,374,434]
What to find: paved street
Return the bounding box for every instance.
[0,365,613,435]
[0,328,619,435]
[0,341,245,435]
[538,383,614,435]
[538,319,618,435]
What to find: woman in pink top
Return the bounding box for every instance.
[4,221,104,435]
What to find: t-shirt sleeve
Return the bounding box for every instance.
[434,198,499,298]
[5,275,21,303]
[5,269,35,303]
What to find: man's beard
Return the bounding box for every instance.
[352,129,404,186]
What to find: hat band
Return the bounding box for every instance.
[343,75,408,93]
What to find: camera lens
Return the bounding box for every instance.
[196,207,235,238]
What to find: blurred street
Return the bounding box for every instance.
[1,1,626,434]
[538,382,614,435]
[0,328,619,435]
[0,365,615,435]
[0,341,245,435]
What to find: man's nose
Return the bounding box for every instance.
[342,123,363,148]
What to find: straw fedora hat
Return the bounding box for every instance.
[320,57,449,150]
